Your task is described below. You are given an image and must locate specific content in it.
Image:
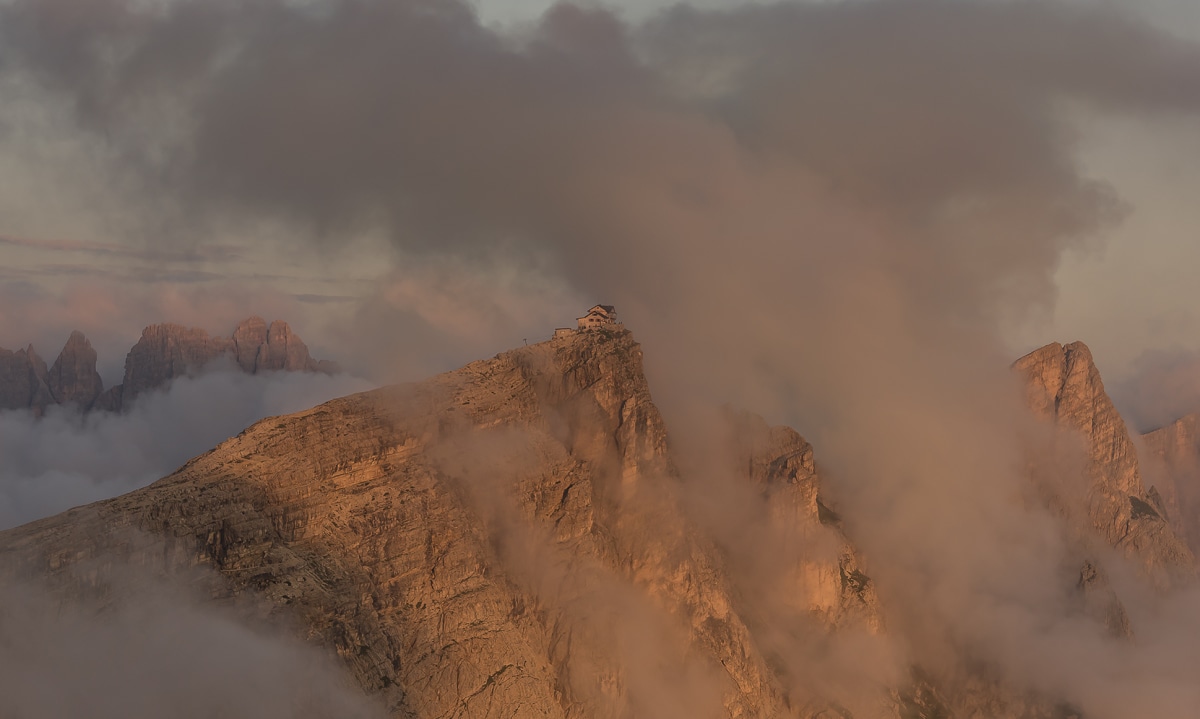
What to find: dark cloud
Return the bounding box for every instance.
[4,0,1193,393]
[5,0,1200,714]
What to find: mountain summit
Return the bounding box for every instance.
[0,327,879,717]
[1013,341,1195,588]
[1,330,1197,717]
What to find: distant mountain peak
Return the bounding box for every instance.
[48,330,103,409]
[0,317,338,414]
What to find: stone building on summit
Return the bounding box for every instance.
[576,305,619,330]
[553,305,621,339]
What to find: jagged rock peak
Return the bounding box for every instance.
[119,323,236,406]
[0,327,895,718]
[1141,413,1200,558]
[1013,340,1196,588]
[48,330,104,410]
[0,343,54,413]
[0,317,338,415]
[1014,340,1138,493]
[232,316,268,373]
[1013,341,1100,427]
[112,318,336,410]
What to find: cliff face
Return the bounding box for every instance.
[232,316,326,374]
[1,317,337,414]
[0,329,893,719]
[105,317,338,410]
[0,334,105,413]
[0,345,54,413]
[1012,341,1195,588]
[47,330,104,409]
[723,410,883,635]
[1141,413,1200,557]
[117,323,235,406]
[4,330,1191,718]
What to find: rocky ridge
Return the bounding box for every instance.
[1141,413,1200,558]
[0,317,338,414]
[0,344,55,414]
[0,331,1195,718]
[1012,341,1196,589]
[0,328,893,719]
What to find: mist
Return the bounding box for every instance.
[0,566,387,719]
[4,0,1200,716]
[1112,348,1200,432]
[0,366,373,529]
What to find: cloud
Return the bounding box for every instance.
[1112,348,1200,432]
[0,367,373,529]
[5,0,1200,714]
[0,567,387,719]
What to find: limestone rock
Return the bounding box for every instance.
[4,331,1179,718]
[264,319,319,372]
[0,330,920,718]
[2,317,336,414]
[1013,341,1196,588]
[231,316,322,374]
[0,330,786,718]
[91,317,335,412]
[47,330,104,409]
[723,409,883,633]
[1141,413,1200,557]
[231,315,269,373]
[91,384,124,413]
[110,318,334,409]
[0,345,54,413]
[1076,559,1133,640]
[118,323,235,406]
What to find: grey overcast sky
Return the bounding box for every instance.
[3,0,1200,418]
[471,0,1200,384]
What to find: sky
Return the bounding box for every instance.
[2,0,1200,503]
[6,1,1200,716]
[1,0,1199,530]
[2,0,1200,405]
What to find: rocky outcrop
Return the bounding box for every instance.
[231,316,324,373]
[118,323,234,406]
[231,315,269,372]
[0,345,54,413]
[47,330,104,409]
[1076,559,1133,640]
[1013,341,1196,588]
[723,409,883,633]
[1141,413,1200,557]
[0,317,338,414]
[0,329,886,719]
[4,331,1191,718]
[1,331,111,412]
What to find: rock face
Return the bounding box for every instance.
[231,316,322,373]
[0,317,337,414]
[1141,413,1200,557]
[8,332,111,413]
[118,323,234,406]
[0,345,54,413]
[723,410,883,634]
[0,329,887,719]
[2,331,1192,718]
[47,330,104,409]
[1013,341,1196,588]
